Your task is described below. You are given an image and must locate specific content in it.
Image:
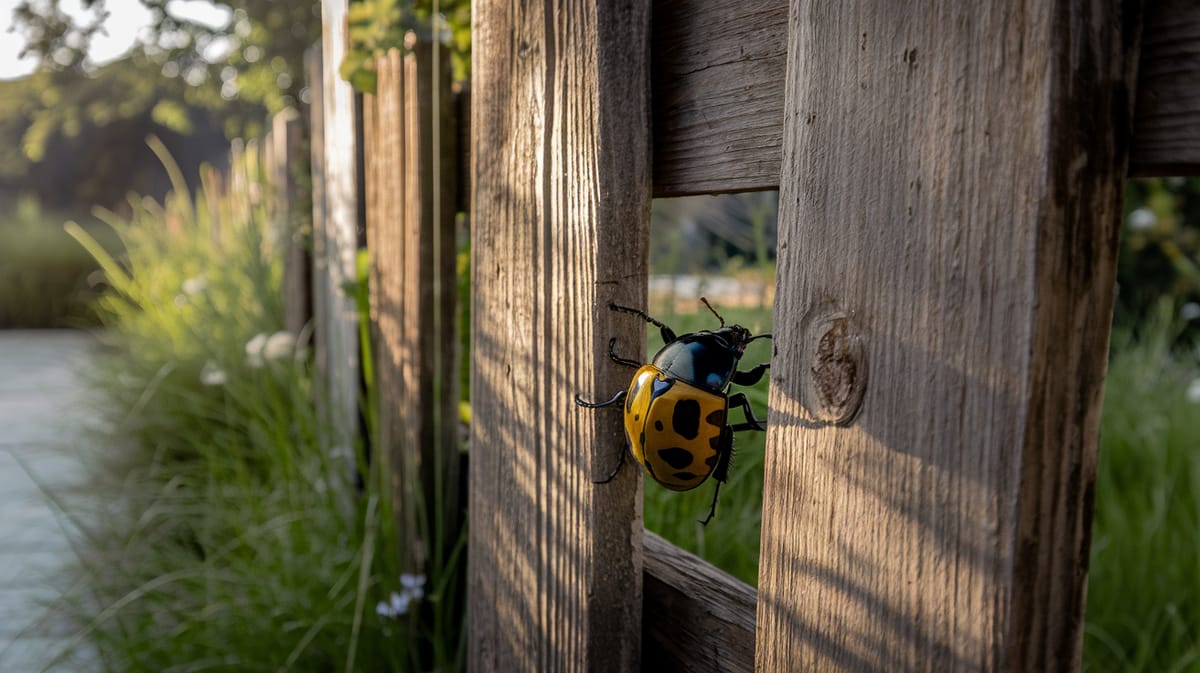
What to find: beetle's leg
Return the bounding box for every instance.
[593,448,627,485]
[727,391,767,432]
[609,303,677,344]
[607,337,642,369]
[574,390,627,408]
[699,481,722,526]
[732,362,770,387]
[700,427,735,525]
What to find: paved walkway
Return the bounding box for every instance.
[0,330,97,672]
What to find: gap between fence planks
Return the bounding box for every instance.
[651,0,1199,195]
[363,41,460,572]
[757,1,1140,671]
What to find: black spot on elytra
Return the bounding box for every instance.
[654,420,664,432]
[705,453,718,467]
[672,471,700,483]
[657,447,694,470]
[626,378,643,413]
[671,399,702,439]
[705,409,725,427]
[638,431,645,448]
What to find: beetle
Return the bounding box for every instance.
[575,298,771,524]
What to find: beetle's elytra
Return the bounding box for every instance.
[575,299,771,524]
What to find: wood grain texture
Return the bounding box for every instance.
[757,2,1139,672]
[642,532,755,673]
[651,0,788,196]
[270,108,311,336]
[467,0,651,671]
[649,0,1197,192]
[313,7,361,447]
[365,43,461,571]
[1130,0,1200,175]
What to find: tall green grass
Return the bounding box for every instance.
[48,139,462,673]
[1083,306,1200,673]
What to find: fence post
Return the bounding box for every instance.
[311,5,362,452]
[267,107,311,336]
[363,39,460,572]
[756,1,1142,671]
[467,0,651,670]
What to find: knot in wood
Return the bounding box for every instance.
[805,311,866,425]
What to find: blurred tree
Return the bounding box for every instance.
[7,0,322,207]
[0,56,230,209]
[12,0,321,141]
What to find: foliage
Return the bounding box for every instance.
[46,140,463,672]
[1082,304,1200,673]
[12,0,320,141]
[0,195,119,327]
[0,57,232,209]
[341,0,471,93]
[1118,177,1200,333]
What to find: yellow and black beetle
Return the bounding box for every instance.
[575,299,771,524]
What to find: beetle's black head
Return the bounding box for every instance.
[651,325,767,393]
[713,325,754,354]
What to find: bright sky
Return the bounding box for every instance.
[0,0,229,80]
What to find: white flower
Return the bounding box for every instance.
[262,331,296,362]
[1187,378,1200,404]
[181,276,208,296]
[245,333,268,368]
[1127,208,1156,231]
[200,361,227,386]
[376,591,412,618]
[377,574,428,619]
[400,573,426,600]
[1181,302,1200,322]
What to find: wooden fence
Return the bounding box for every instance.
[265,0,1200,670]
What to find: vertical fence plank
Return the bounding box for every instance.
[467,0,651,670]
[364,40,460,571]
[270,108,311,336]
[307,47,330,396]
[757,2,1141,672]
[312,1,362,451]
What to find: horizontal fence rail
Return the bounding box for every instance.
[642,532,756,673]
[651,0,1200,196]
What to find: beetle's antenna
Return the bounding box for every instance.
[746,332,772,343]
[700,297,725,327]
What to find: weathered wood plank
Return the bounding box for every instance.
[650,0,1198,192]
[467,0,651,670]
[269,108,311,336]
[650,0,788,196]
[364,40,461,570]
[312,5,362,448]
[1130,0,1200,175]
[642,532,755,673]
[757,2,1140,672]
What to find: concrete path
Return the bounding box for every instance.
[0,330,97,673]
